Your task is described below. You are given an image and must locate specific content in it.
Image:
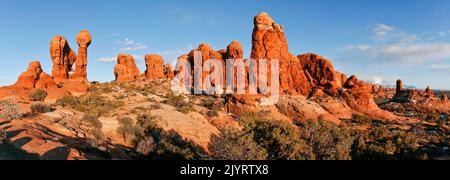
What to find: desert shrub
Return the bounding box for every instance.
[136,114,158,130]
[136,136,156,155]
[206,110,219,118]
[239,112,315,160]
[57,94,123,117]
[150,103,162,109]
[349,114,373,125]
[90,83,115,94]
[82,114,103,130]
[118,116,134,125]
[374,97,390,105]
[56,95,80,107]
[77,114,106,144]
[298,119,355,160]
[117,125,145,146]
[134,119,205,160]
[146,130,205,160]
[351,126,423,160]
[30,103,53,114]
[165,92,192,113]
[29,89,47,101]
[0,99,23,120]
[201,98,224,111]
[209,128,268,160]
[0,128,7,143]
[117,116,145,146]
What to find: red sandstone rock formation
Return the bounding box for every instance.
[298,53,342,96]
[50,36,77,82]
[163,64,175,79]
[396,79,403,94]
[251,12,292,94]
[114,54,141,82]
[371,84,378,94]
[187,43,225,91]
[342,76,397,120]
[425,86,433,97]
[224,41,244,60]
[144,54,165,80]
[378,85,384,96]
[441,94,449,103]
[0,61,72,102]
[14,61,57,89]
[73,30,91,82]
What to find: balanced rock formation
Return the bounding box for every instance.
[14,61,57,89]
[73,30,91,82]
[144,54,165,80]
[114,54,141,82]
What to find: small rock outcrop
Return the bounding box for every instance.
[342,75,397,120]
[14,61,57,89]
[144,54,165,80]
[224,40,244,60]
[298,53,342,96]
[114,54,141,82]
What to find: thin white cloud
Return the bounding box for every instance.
[108,33,120,37]
[344,43,450,63]
[358,74,401,86]
[98,57,117,63]
[373,23,394,38]
[133,45,147,51]
[120,47,133,51]
[97,54,145,64]
[117,39,147,51]
[430,64,450,72]
[155,46,195,65]
[438,30,450,37]
[123,39,135,45]
[341,22,450,64]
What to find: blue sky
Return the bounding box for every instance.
[1,0,450,89]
